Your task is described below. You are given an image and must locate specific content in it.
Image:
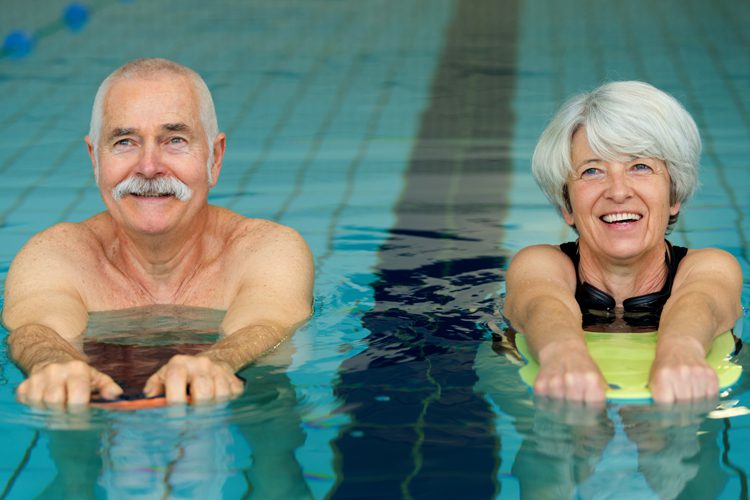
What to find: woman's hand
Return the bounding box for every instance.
[535,340,608,403]
[649,337,718,404]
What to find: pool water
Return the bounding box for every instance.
[1,0,749,498]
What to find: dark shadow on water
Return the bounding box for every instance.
[328,0,518,495]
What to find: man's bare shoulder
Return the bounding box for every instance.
[3,220,106,332]
[213,208,310,254]
[11,220,103,268]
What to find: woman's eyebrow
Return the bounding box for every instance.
[574,158,600,169]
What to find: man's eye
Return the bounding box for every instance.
[168,137,187,145]
[114,138,133,147]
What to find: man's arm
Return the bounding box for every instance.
[504,245,607,403]
[649,248,743,403]
[143,223,314,403]
[3,225,123,406]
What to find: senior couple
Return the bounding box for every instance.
[1,58,742,408]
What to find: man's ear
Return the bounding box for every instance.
[209,133,226,188]
[85,136,98,184]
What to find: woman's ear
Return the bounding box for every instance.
[561,185,575,225]
[669,201,682,216]
[561,206,575,225]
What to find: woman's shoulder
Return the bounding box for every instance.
[507,243,577,280]
[681,247,740,266]
[676,247,743,284]
[510,243,574,264]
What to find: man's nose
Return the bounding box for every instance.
[135,142,166,178]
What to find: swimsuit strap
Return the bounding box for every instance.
[560,240,689,314]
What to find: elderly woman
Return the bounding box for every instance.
[504,81,743,403]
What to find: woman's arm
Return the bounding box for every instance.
[504,245,607,402]
[650,248,743,403]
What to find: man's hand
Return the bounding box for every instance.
[535,340,607,404]
[143,354,244,404]
[649,337,718,404]
[17,360,123,408]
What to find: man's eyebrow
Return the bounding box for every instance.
[162,123,191,133]
[107,128,136,141]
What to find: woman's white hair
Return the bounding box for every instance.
[88,58,219,182]
[531,81,701,227]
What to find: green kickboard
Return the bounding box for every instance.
[516,331,742,401]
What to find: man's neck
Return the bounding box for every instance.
[107,209,213,303]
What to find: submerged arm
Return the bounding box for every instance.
[504,245,606,402]
[3,226,122,406]
[650,248,743,403]
[144,224,314,403]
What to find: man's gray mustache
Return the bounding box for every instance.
[112,176,193,201]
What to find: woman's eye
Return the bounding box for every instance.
[631,163,654,173]
[581,167,602,178]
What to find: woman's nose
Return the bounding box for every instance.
[604,168,633,202]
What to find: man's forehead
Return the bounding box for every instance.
[102,76,201,130]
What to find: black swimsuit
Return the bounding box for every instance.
[559,240,688,329]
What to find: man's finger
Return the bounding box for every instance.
[190,376,214,402]
[43,383,66,406]
[143,370,166,398]
[165,365,188,403]
[90,370,123,400]
[212,377,231,399]
[66,372,92,406]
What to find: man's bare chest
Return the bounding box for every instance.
[81,261,232,311]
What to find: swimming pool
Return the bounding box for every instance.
[1,0,748,498]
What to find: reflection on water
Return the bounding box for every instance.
[85,306,223,398]
[0,306,313,498]
[475,326,750,499]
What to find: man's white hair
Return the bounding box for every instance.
[89,58,219,183]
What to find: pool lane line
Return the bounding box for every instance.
[0,430,39,500]
[270,12,387,224]
[650,0,749,266]
[329,0,519,497]
[223,10,360,212]
[310,0,430,274]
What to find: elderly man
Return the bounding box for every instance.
[2,58,314,407]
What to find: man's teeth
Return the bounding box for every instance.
[602,212,642,223]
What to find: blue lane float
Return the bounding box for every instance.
[2,30,34,59]
[63,3,90,32]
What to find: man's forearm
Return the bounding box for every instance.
[7,324,87,374]
[198,324,289,372]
